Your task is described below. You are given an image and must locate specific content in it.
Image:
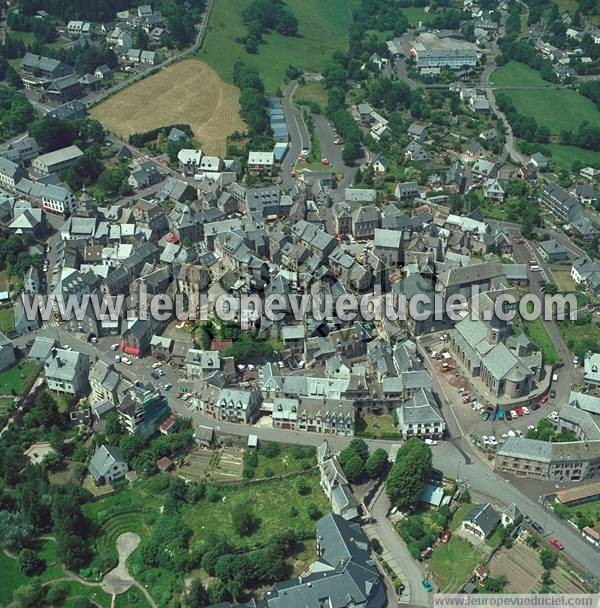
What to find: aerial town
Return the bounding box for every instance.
[0,0,599,606]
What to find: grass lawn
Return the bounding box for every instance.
[560,499,600,526]
[46,581,112,608]
[521,317,561,365]
[294,81,329,108]
[551,269,578,293]
[0,361,41,396]
[428,503,483,592]
[400,7,429,26]
[0,306,14,334]
[199,0,359,92]
[355,413,400,438]
[546,143,600,171]
[254,443,316,477]
[0,550,29,606]
[559,318,600,360]
[491,62,553,88]
[184,470,329,548]
[114,587,153,608]
[499,88,599,134]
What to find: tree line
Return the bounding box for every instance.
[241,0,298,54]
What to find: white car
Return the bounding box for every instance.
[152,362,162,369]
[181,393,191,401]
[111,343,120,351]
[489,436,497,446]
[507,430,516,437]
[550,410,559,418]
[162,383,172,390]
[121,355,131,365]
[115,355,121,363]
[510,409,518,420]
[62,344,72,351]
[482,435,490,446]
[424,438,438,446]
[522,406,530,415]
[277,361,284,369]
[516,430,524,438]
[527,425,536,431]
[501,433,509,439]
[157,369,165,376]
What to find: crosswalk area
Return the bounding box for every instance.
[41,321,60,330]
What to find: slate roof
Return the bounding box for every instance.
[464,503,500,537]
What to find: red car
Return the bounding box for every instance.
[441,530,452,544]
[538,394,549,405]
[515,407,524,417]
[549,538,564,550]
[462,395,472,404]
[514,238,525,244]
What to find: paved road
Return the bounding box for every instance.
[281,81,310,189]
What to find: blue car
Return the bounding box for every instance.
[495,409,505,421]
[422,579,433,592]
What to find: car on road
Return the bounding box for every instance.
[538,394,549,405]
[522,406,530,415]
[421,580,433,592]
[550,389,556,399]
[321,158,330,166]
[549,538,564,550]
[495,409,505,421]
[514,238,525,244]
[152,362,162,369]
[531,521,545,534]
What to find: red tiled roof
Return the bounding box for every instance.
[210,339,233,352]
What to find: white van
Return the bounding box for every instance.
[530,265,541,272]
[552,372,558,382]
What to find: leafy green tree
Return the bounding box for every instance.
[231,500,259,536]
[340,451,365,483]
[365,448,388,479]
[483,575,508,592]
[0,511,34,551]
[18,549,44,576]
[13,579,47,608]
[540,548,558,570]
[262,442,281,458]
[186,578,210,607]
[386,439,432,508]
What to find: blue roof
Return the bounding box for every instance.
[273,142,289,162]
[421,483,445,507]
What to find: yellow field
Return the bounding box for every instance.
[91,59,245,155]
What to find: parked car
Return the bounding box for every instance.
[111,343,120,351]
[158,369,165,376]
[495,409,505,421]
[424,438,438,446]
[115,355,121,363]
[441,530,451,543]
[152,362,162,369]
[549,538,564,550]
[489,436,498,446]
[516,429,524,438]
[527,425,536,431]
[538,394,549,405]
[421,579,433,592]
[531,521,545,534]
[151,371,159,380]
[462,395,472,404]
[480,411,491,422]
[181,393,191,401]
[507,430,516,437]
[550,389,556,399]
[509,409,518,419]
[531,402,540,411]
[482,435,490,446]
[62,344,72,351]
[121,356,131,365]
[515,407,524,417]
[522,406,530,415]
[162,383,172,390]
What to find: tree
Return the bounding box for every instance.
[340,451,365,483]
[539,548,558,570]
[231,501,259,536]
[365,448,388,479]
[295,477,311,496]
[18,549,44,576]
[261,442,280,458]
[13,579,47,608]
[186,578,210,607]
[0,511,34,551]
[306,502,322,520]
[386,439,432,508]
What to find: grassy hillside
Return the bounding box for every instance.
[198,0,359,92]
[490,61,553,88]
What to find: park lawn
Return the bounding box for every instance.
[522,317,561,365]
[491,61,552,88]
[0,550,29,606]
[184,470,329,548]
[0,306,14,334]
[546,143,600,171]
[0,361,41,396]
[499,88,600,134]
[199,0,359,92]
[254,443,316,477]
[114,587,153,608]
[46,581,112,608]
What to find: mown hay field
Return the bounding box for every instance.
[91,59,244,155]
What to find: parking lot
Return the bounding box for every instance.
[421,335,563,447]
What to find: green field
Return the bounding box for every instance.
[199,0,359,91]
[0,361,41,396]
[401,7,429,26]
[184,471,329,547]
[253,443,316,477]
[0,306,13,334]
[559,317,600,361]
[522,317,561,365]
[491,62,553,88]
[546,143,600,171]
[355,413,401,439]
[428,503,484,593]
[0,550,29,606]
[498,88,600,134]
